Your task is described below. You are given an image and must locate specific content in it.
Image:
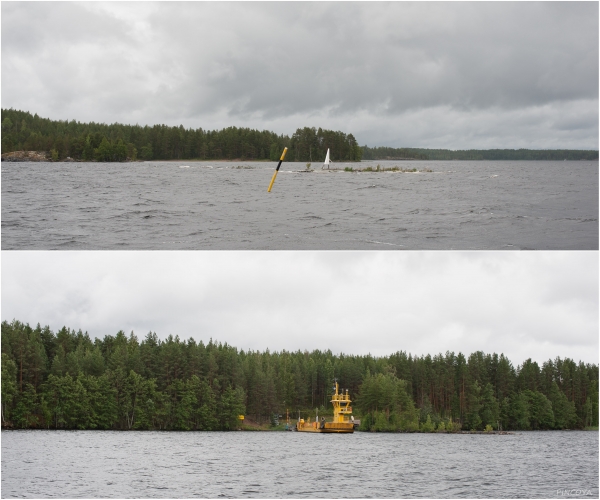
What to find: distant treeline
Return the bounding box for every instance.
[361,146,599,161]
[0,109,362,163]
[2,320,597,432]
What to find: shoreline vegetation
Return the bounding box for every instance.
[2,109,598,163]
[2,320,597,433]
[343,165,432,173]
[1,109,361,163]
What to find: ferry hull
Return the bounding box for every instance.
[296,422,354,433]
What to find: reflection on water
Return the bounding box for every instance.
[1,161,598,250]
[2,430,598,498]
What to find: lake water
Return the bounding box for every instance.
[1,430,598,498]
[1,161,597,250]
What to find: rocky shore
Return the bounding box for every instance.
[1,150,50,162]
[1,151,143,162]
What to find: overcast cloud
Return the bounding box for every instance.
[2,2,598,149]
[2,252,597,366]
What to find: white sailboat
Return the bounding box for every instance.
[322,148,331,170]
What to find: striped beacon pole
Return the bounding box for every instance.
[267,147,288,192]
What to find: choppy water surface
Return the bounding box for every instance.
[1,160,597,250]
[2,430,597,498]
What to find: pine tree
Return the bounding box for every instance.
[479,383,500,429]
[1,353,17,424]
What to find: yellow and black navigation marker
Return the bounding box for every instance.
[267,147,288,192]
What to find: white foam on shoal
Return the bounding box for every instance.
[365,240,404,247]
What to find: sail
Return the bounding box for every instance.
[323,148,331,169]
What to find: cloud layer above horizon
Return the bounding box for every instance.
[2,2,598,149]
[2,252,597,366]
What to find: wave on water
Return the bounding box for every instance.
[179,166,191,168]
[364,239,404,246]
[108,209,171,220]
[559,217,598,223]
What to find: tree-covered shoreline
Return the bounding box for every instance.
[3,109,597,164]
[1,109,362,163]
[2,320,597,432]
[361,145,599,161]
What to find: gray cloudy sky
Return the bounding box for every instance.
[2,2,598,149]
[2,252,597,365]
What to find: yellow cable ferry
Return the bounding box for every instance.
[296,382,355,433]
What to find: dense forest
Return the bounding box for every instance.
[4,109,596,164]
[361,146,599,161]
[0,109,361,163]
[2,320,597,432]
